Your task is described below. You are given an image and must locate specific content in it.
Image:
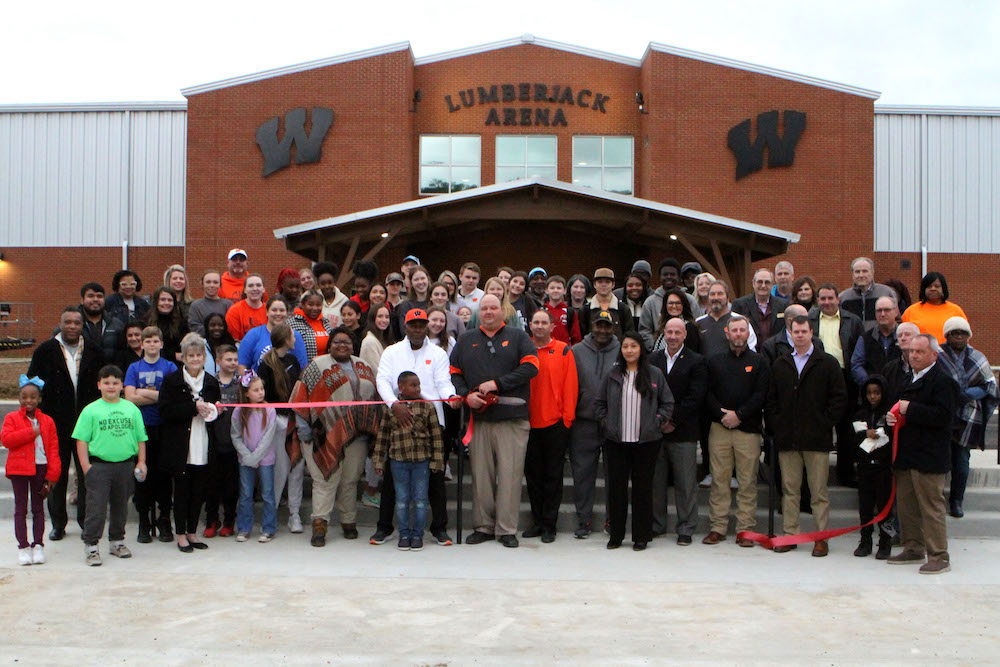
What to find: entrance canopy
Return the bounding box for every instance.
[273,178,800,293]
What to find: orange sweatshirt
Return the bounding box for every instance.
[528,338,579,429]
[226,300,267,341]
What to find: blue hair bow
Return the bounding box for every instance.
[19,375,44,390]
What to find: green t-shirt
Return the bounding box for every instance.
[72,398,148,463]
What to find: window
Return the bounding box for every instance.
[419,135,481,195]
[495,136,557,183]
[572,136,633,195]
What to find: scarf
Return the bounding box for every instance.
[937,344,999,449]
[183,367,210,465]
[289,355,382,479]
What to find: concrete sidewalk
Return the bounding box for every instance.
[0,520,996,664]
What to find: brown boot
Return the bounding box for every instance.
[311,518,328,547]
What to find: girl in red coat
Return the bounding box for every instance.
[1,376,61,565]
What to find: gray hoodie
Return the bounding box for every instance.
[572,333,621,422]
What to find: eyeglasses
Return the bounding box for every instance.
[119,281,137,288]
[331,339,353,346]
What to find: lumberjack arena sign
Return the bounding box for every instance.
[444,84,611,126]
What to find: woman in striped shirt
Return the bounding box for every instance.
[595,332,674,551]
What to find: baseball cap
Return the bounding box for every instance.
[402,254,420,265]
[385,272,405,285]
[591,310,615,325]
[228,248,248,260]
[528,267,547,279]
[681,261,703,276]
[593,268,615,281]
[404,308,429,323]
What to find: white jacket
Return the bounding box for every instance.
[375,337,457,426]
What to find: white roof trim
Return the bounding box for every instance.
[181,42,413,97]
[0,101,187,113]
[644,42,881,100]
[414,34,641,68]
[875,105,1000,116]
[274,177,800,243]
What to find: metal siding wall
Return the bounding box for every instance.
[0,109,184,247]
[876,112,1000,254]
[874,113,921,252]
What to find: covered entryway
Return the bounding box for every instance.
[273,178,800,294]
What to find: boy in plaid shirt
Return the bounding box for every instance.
[373,371,444,551]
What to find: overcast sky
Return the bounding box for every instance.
[4,0,998,106]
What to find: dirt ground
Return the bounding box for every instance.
[0,359,30,399]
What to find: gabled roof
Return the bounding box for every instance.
[644,43,880,100]
[274,176,800,243]
[181,34,879,100]
[181,42,413,97]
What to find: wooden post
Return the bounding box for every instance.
[337,235,360,289]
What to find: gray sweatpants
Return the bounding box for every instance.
[569,418,605,528]
[82,459,135,547]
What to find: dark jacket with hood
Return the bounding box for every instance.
[572,333,621,422]
[854,375,891,469]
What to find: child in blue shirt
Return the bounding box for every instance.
[124,326,178,543]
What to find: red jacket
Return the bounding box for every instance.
[1,407,61,480]
[528,339,579,429]
[543,300,582,346]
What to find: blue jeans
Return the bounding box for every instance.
[390,459,430,539]
[237,465,276,535]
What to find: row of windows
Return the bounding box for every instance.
[419,135,633,196]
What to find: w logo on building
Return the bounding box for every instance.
[255,107,334,177]
[727,110,806,180]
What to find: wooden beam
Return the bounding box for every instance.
[359,225,405,263]
[337,235,360,289]
[675,235,721,281]
[710,239,733,290]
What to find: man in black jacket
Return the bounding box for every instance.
[886,334,958,574]
[78,282,125,364]
[649,318,707,545]
[702,315,770,547]
[732,269,788,345]
[27,307,103,540]
[809,284,865,487]
[765,316,847,557]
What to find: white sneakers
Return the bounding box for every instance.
[235,532,249,542]
[17,546,46,565]
[288,514,303,533]
[258,533,275,543]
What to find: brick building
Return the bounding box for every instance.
[2,36,998,357]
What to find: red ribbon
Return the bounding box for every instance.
[217,397,476,449]
[738,404,904,549]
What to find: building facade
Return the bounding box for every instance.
[1,37,998,356]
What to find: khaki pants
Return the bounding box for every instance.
[708,423,761,534]
[303,438,367,524]
[896,468,949,562]
[778,450,830,535]
[469,419,530,536]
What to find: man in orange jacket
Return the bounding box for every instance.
[524,309,579,542]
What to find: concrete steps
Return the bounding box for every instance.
[2,462,998,539]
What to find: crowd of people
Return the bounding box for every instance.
[3,248,995,574]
